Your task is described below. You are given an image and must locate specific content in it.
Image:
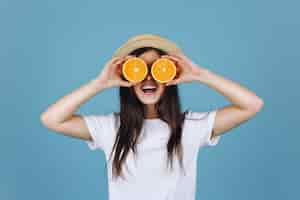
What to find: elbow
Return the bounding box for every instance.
[40,112,56,129]
[251,97,264,113]
[40,113,50,127]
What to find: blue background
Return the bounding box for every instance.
[2,0,299,199]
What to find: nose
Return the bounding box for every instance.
[145,71,154,81]
[144,64,155,81]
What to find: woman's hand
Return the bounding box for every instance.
[161,50,210,86]
[95,55,137,88]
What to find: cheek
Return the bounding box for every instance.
[133,85,141,95]
[158,85,166,95]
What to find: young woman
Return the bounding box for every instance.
[40,34,264,200]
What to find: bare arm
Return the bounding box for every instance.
[162,51,264,139]
[40,55,136,141]
[40,79,107,140]
[196,69,264,138]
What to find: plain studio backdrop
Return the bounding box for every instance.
[1,0,299,199]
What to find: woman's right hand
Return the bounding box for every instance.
[94,55,137,89]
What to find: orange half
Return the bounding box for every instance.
[151,58,177,83]
[122,57,148,83]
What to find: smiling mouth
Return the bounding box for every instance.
[142,87,157,94]
[141,84,158,94]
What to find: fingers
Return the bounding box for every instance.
[166,78,180,86]
[161,54,181,66]
[113,55,133,64]
[168,50,186,59]
[120,80,136,87]
[125,55,136,59]
[120,80,132,87]
[115,55,137,66]
[112,55,137,72]
[112,55,136,63]
[161,55,181,62]
[161,55,182,73]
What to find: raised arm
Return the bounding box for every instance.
[161,51,264,138]
[194,69,264,137]
[40,55,136,141]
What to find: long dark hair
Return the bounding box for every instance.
[108,46,188,180]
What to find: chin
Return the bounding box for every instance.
[133,82,165,105]
[139,98,160,105]
[136,90,164,105]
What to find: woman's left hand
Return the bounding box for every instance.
[161,50,210,86]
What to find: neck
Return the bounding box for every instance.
[144,104,158,119]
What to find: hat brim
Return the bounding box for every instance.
[112,34,182,58]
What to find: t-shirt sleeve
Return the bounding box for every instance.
[82,113,115,151]
[187,110,221,148]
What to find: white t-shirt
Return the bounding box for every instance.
[83,110,221,200]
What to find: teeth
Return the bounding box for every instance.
[142,85,157,89]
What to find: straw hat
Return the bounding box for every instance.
[112,33,182,58]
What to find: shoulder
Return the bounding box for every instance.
[82,112,117,130]
[184,110,210,120]
[182,109,220,147]
[183,109,217,128]
[183,109,215,121]
[83,112,116,121]
[101,112,119,128]
[82,112,118,152]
